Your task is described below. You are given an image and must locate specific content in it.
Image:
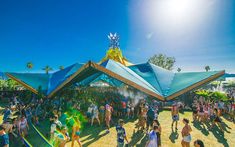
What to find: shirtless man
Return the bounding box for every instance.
[171,102,179,130]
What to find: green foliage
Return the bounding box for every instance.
[177,68,181,72]
[195,89,230,102]
[59,66,64,70]
[148,54,176,70]
[42,65,53,74]
[0,79,21,90]
[27,62,34,70]
[205,65,210,72]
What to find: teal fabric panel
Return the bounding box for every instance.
[128,63,163,95]
[167,71,222,96]
[47,63,83,95]
[90,74,123,87]
[101,60,162,96]
[8,73,50,93]
[149,63,175,96]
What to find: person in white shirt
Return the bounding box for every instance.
[50,115,62,140]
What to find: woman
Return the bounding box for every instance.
[105,104,112,133]
[181,118,192,147]
[71,117,82,147]
[54,126,70,147]
[153,119,162,147]
[146,125,158,147]
[198,104,204,123]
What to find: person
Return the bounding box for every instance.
[105,104,112,133]
[3,107,11,122]
[194,139,204,147]
[0,125,9,147]
[153,119,161,147]
[171,102,179,130]
[91,104,101,126]
[127,102,131,119]
[99,105,105,123]
[209,108,224,132]
[198,103,204,123]
[71,117,82,147]
[192,100,198,121]
[18,115,29,137]
[50,115,62,140]
[116,119,129,147]
[146,107,155,133]
[121,101,127,117]
[130,102,135,118]
[181,118,192,147]
[86,105,93,123]
[145,125,158,147]
[54,126,70,147]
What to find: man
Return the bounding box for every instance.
[3,107,11,122]
[91,104,101,126]
[171,102,179,130]
[146,107,155,133]
[116,119,129,147]
[194,139,204,147]
[50,115,62,140]
[0,125,9,147]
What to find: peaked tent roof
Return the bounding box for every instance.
[6,60,224,101]
[6,73,50,94]
[128,62,224,99]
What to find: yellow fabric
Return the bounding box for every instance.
[100,48,133,66]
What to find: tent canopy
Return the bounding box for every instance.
[6,59,224,101]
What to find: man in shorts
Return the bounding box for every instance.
[171,102,179,130]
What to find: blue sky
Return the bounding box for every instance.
[0,0,234,73]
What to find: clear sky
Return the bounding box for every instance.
[0,0,234,73]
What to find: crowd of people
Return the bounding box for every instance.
[191,95,235,132]
[1,89,234,147]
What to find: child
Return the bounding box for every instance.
[116,119,129,147]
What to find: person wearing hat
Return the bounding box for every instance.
[0,125,9,147]
[116,119,129,147]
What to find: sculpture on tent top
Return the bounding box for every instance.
[100,33,132,66]
[108,33,120,49]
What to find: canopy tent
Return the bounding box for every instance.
[6,59,224,101]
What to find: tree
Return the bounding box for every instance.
[42,65,53,74]
[26,62,33,71]
[177,68,181,72]
[59,66,64,70]
[148,54,175,70]
[205,65,210,72]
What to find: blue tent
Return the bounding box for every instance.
[6,60,224,101]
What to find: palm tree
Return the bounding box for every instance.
[42,65,53,74]
[26,62,33,72]
[177,68,181,72]
[205,65,210,72]
[59,66,64,70]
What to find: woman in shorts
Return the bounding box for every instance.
[181,118,192,147]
